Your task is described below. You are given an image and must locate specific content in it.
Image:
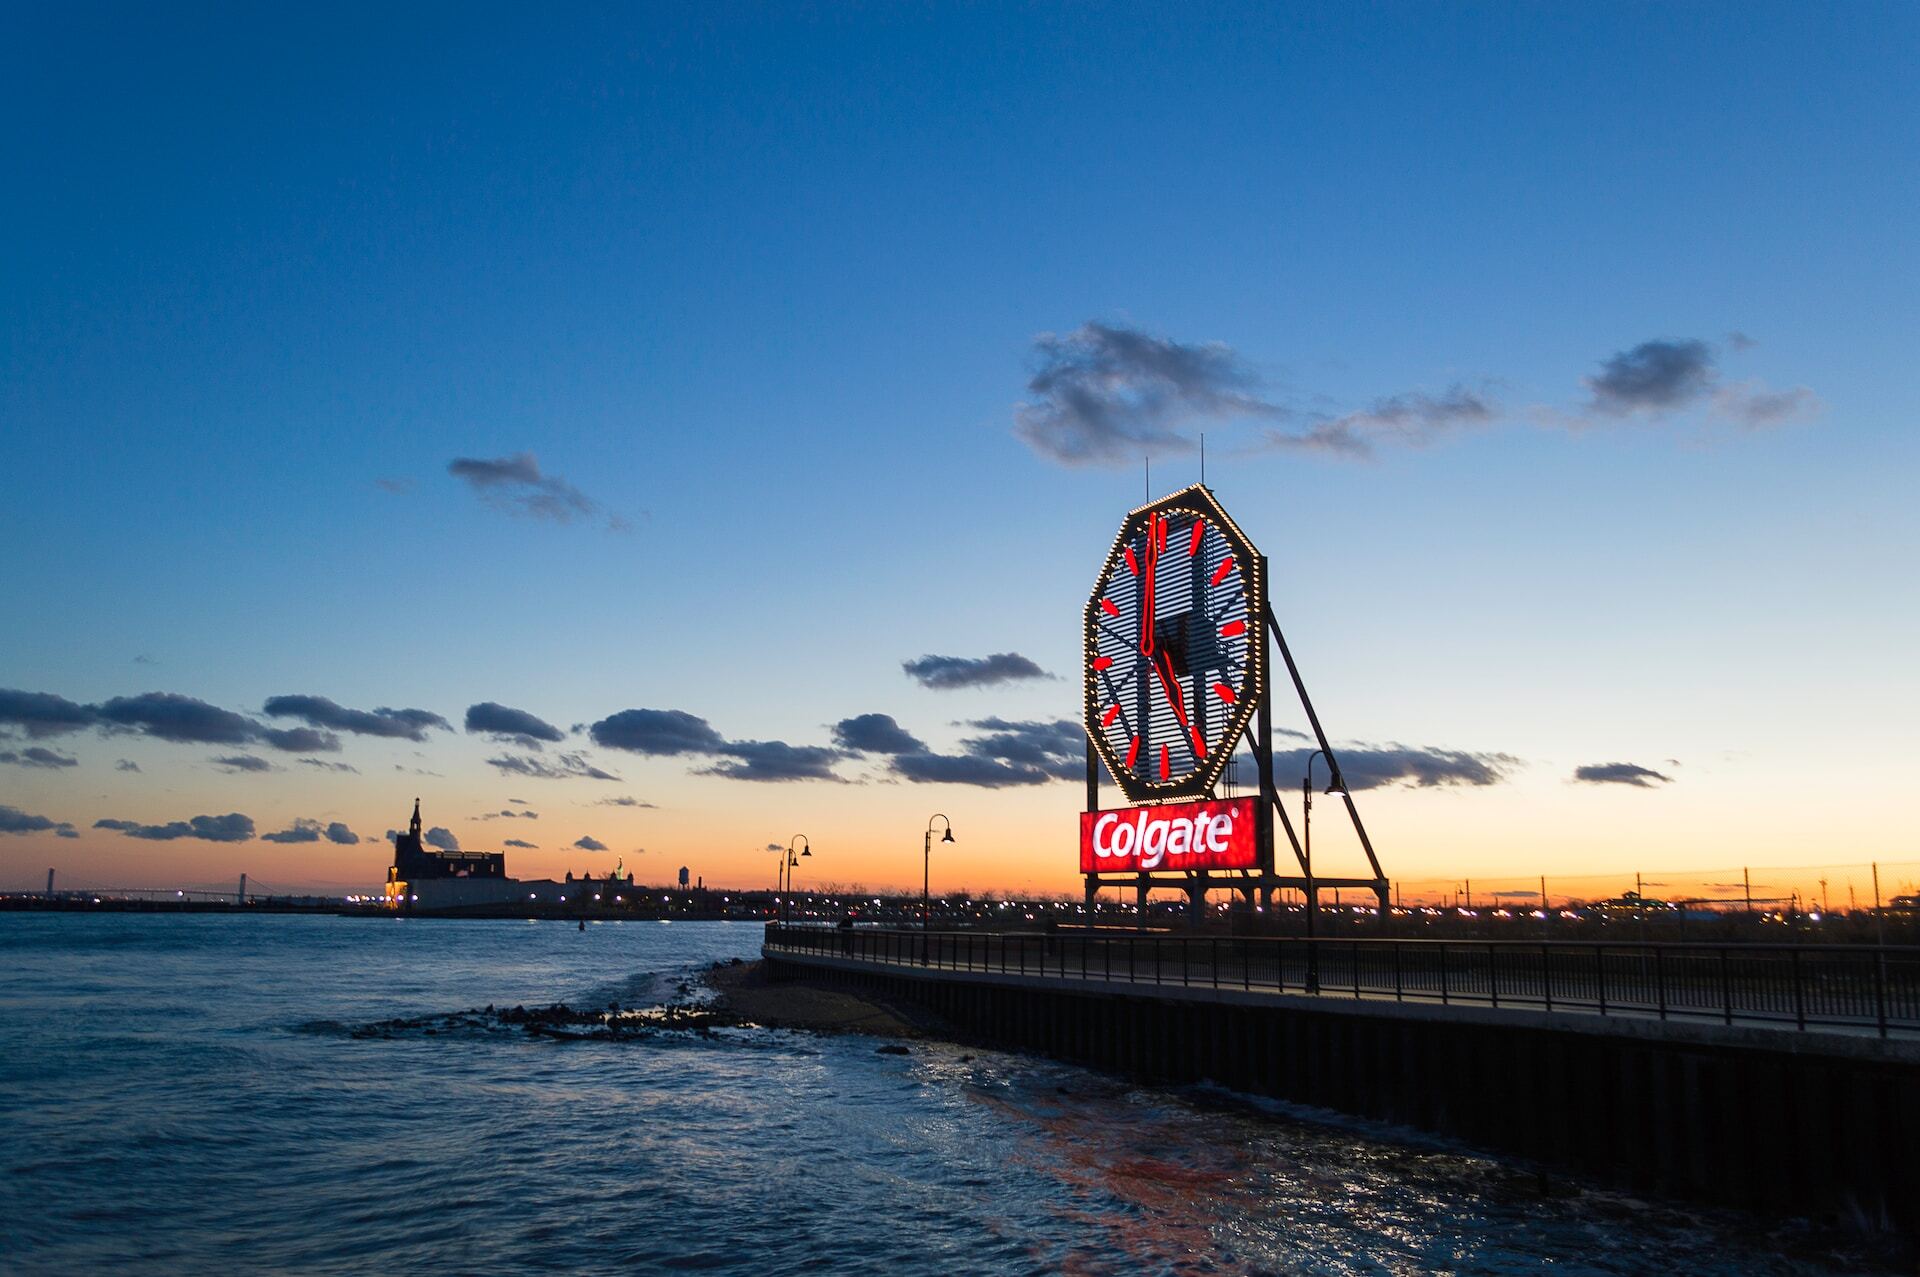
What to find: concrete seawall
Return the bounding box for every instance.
[767,948,1920,1234]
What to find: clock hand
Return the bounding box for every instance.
[1139,515,1159,657]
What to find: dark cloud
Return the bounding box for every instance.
[477,808,538,820]
[95,692,258,746]
[573,835,608,852]
[1572,762,1674,788]
[261,818,324,843]
[260,726,342,753]
[211,754,273,774]
[424,826,460,851]
[765,843,784,852]
[1263,386,1497,458]
[832,713,927,755]
[95,812,255,842]
[0,688,97,738]
[590,709,728,756]
[465,701,566,749]
[1273,742,1519,790]
[1584,338,1717,416]
[298,758,359,773]
[701,740,846,783]
[448,452,623,528]
[1014,322,1288,465]
[900,653,1052,690]
[485,751,621,782]
[325,822,359,845]
[593,796,656,808]
[0,746,79,769]
[262,695,450,742]
[115,759,141,772]
[373,477,414,495]
[0,805,78,837]
[504,838,537,849]
[888,717,1084,788]
[591,707,850,783]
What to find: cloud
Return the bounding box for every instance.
[1571,761,1674,788]
[373,477,413,495]
[465,702,565,749]
[889,717,1084,788]
[485,751,621,782]
[298,758,359,774]
[57,691,342,753]
[573,835,608,852]
[1014,321,1287,464]
[1262,386,1497,458]
[94,692,256,746]
[832,713,927,755]
[0,746,79,769]
[1712,382,1821,428]
[590,709,728,756]
[505,838,537,849]
[1272,741,1519,790]
[265,818,358,846]
[262,695,450,742]
[900,653,1052,690]
[1584,338,1717,416]
[210,754,273,774]
[448,452,623,529]
[593,796,656,808]
[701,740,846,783]
[0,688,97,737]
[1575,338,1820,429]
[95,812,255,842]
[424,826,460,851]
[477,808,538,820]
[116,759,140,772]
[0,805,78,837]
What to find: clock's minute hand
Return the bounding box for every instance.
[1139,514,1158,657]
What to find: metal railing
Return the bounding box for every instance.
[763,925,1920,1038]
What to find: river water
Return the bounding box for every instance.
[0,914,1896,1275]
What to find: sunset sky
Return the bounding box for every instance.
[4,4,1916,902]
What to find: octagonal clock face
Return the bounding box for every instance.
[1084,485,1264,804]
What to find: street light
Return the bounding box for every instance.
[923,814,954,960]
[1303,750,1345,992]
[783,835,812,926]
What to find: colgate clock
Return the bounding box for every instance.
[1084,484,1264,804]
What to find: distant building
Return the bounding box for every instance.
[391,799,505,882]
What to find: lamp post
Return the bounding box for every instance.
[783,835,811,926]
[923,814,953,962]
[1303,750,1344,992]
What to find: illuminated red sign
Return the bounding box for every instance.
[1079,796,1259,874]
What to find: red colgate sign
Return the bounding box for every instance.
[1080,796,1258,873]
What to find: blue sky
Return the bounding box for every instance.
[2,3,1916,895]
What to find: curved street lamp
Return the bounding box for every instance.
[923,814,954,959]
[783,834,812,926]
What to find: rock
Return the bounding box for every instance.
[876,1044,911,1056]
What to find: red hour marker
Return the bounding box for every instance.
[1212,682,1236,705]
[1210,556,1236,587]
[1158,744,1171,780]
[1092,656,1114,671]
[1190,727,1206,759]
[1187,520,1205,555]
[1099,597,1119,617]
[1157,518,1167,551]
[1125,736,1141,770]
[1102,703,1120,727]
[1220,619,1246,638]
[1124,545,1139,576]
